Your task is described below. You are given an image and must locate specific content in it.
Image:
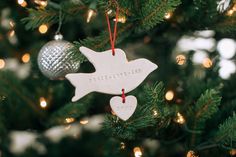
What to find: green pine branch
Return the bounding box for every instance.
[22,8,58,30]
[138,0,181,31]
[102,104,156,140]
[189,89,221,130]
[213,17,236,33]
[22,0,181,51]
[0,71,43,116]
[22,1,86,30]
[189,89,221,146]
[215,113,236,147]
[143,82,165,105]
[144,82,178,128]
[48,95,93,126]
[74,23,133,51]
[69,43,88,63]
[102,82,174,140]
[98,0,134,16]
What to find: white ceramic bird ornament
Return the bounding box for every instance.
[66,46,158,121]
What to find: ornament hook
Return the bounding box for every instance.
[56,7,62,35]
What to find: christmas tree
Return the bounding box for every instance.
[0,0,236,156]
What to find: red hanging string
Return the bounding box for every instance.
[106,8,125,102]
[122,89,126,103]
[105,8,119,56]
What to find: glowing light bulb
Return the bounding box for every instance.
[165,90,174,101]
[17,0,24,5]
[0,59,5,69]
[21,1,27,7]
[120,142,126,149]
[39,97,47,108]
[175,112,185,124]
[34,0,48,8]
[22,53,30,63]
[187,150,198,157]
[153,110,158,116]
[107,10,113,15]
[227,9,234,16]
[65,118,75,124]
[202,58,212,68]
[176,54,186,65]
[133,147,142,157]
[164,12,172,19]
[9,20,15,28]
[113,15,127,23]
[80,119,89,125]
[38,24,48,34]
[87,9,96,23]
[8,30,15,37]
[17,0,27,7]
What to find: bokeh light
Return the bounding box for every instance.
[219,59,236,79]
[133,147,142,157]
[114,15,127,23]
[39,97,47,108]
[8,30,15,37]
[0,59,5,69]
[192,50,208,64]
[175,112,185,124]
[80,119,89,125]
[65,118,75,124]
[22,53,30,63]
[17,0,27,7]
[34,0,48,8]
[176,54,186,65]
[202,58,212,68]
[87,9,96,23]
[164,12,172,19]
[17,0,24,5]
[217,38,236,59]
[165,90,174,101]
[38,24,48,34]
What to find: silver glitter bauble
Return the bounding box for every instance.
[38,34,80,79]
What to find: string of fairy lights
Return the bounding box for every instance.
[0,0,235,156]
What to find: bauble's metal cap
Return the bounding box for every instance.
[54,33,63,40]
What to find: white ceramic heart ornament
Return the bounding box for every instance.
[110,95,137,121]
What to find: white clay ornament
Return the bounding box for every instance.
[110,95,137,121]
[66,46,158,102]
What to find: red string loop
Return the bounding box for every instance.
[106,8,125,104]
[105,8,119,56]
[121,88,126,103]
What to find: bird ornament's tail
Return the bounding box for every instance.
[65,73,92,102]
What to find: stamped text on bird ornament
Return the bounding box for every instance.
[66,46,158,102]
